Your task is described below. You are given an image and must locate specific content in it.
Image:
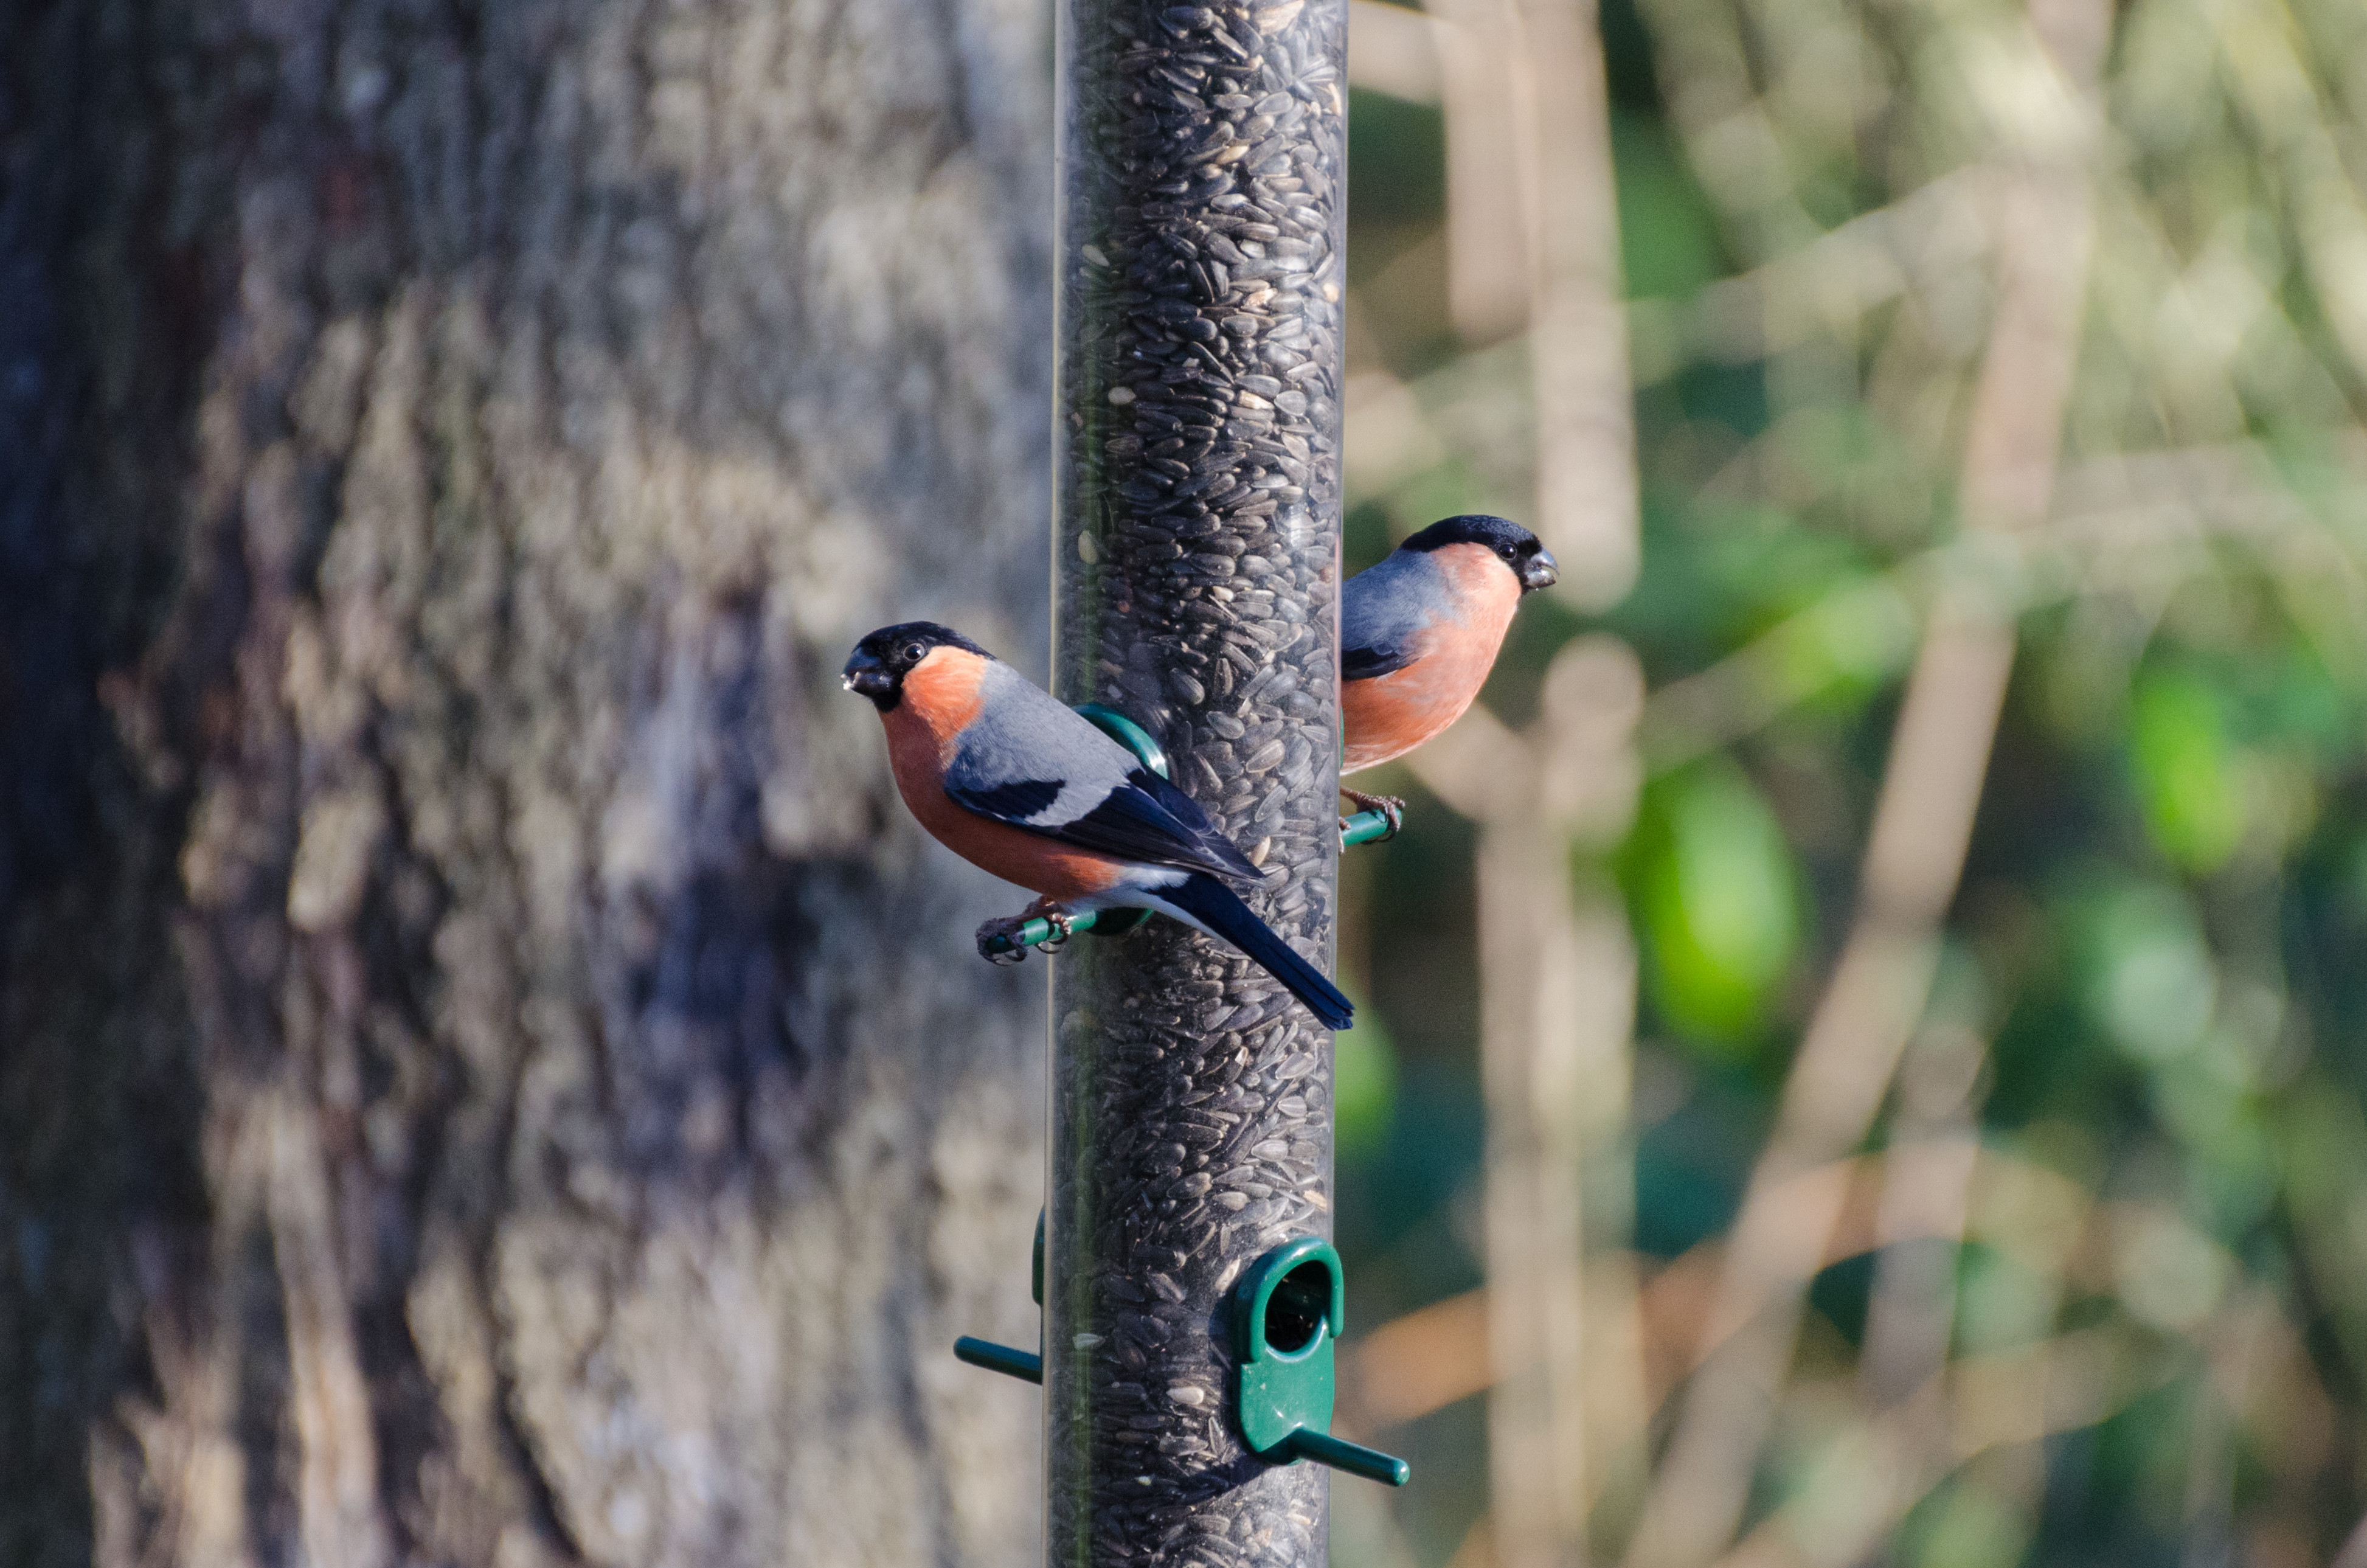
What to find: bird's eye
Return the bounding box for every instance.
[904,642,927,662]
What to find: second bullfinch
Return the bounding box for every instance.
[843,622,1354,1030]
[1340,515,1558,830]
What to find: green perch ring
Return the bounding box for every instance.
[954,1224,1410,1488]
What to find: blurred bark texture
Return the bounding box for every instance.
[0,0,1053,1565]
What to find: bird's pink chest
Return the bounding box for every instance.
[881,664,974,828]
[1342,546,1518,772]
[878,671,1126,901]
[883,708,959,827]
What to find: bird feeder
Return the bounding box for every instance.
[949,0,1404,1560]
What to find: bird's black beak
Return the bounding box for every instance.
[1520,546,1560,592]
[842,651,896,702]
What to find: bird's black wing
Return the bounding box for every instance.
[1342,640,1418,681]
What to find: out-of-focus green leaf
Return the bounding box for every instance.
[1772,576,1921,708]
[1954,1243,2056,1355]
[1626,762,1804,1053]
[2130,670,2247,872]
[1700,508,1879,639]
[1613,110,1725,299]
[2078,881,2216,1061]
[2273,1078,2367,1376]
[2112,1209,2229,1330]
[2149,1051,2278,1232]
[1912,1480,2033,1568]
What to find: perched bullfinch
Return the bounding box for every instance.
[1339,515,1558,830]
[843,622,1354,1031]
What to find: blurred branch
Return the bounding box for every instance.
[1714,1285,2334,1568]
[2335,1508,2367,1568]
[1345,0,2367,1550]
[1358,353,2367,754]
[1624,0,1823,265]
[1631,647,2056,1564]
[1629,168,1994,381]
[1710,1327,2180,1568]
[1635,432,2367,774]
[2217,2,2367,388]
[1342,1129,2346,1568]
[1620,0,2108,1519]
[1857,1029,1986,1414]
[1342,1136,2339,1504]
[1338,1138,2101,1435]
[1347,0,1448,103]
[1432,0,1534,342]
[1638,572,1925,777]
[1523,0,1640,605]
[1339,1286,1493,1434]
[1475,819,1618,1568]
[1412,0,1641,599]
[1401,639,1644,1568]
[1354,1160,2329,1568]
[1378,11,1646,1541]
[1623,15,2111,1544]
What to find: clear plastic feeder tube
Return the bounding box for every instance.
[1044,0,1348,1562]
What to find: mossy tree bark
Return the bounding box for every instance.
[0,0,1053,1564]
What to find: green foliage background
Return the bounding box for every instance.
[1331,0,2367,1561]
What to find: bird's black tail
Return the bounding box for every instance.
[1157,875,1354,1031]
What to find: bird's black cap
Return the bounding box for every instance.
[842,622,994,709]
[1401,515,1559,592]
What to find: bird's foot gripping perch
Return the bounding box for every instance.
[1339,789,1404,842]
[977,900,1076,964]
[1032,904,1078,954]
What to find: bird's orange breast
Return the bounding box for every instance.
[879,650,1130,901]
[1342,543,1520,773]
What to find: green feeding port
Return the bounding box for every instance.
[1232,1238,1410,1487]
[1263,1262,1329,1353]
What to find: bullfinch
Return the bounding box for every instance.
[1340,515,1558,830]
[842,622,1354,1031]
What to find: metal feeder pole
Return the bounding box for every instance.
[1046,0,1352,1561]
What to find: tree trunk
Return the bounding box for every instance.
[0,0,1053,1564]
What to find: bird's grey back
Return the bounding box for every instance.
[1343,547,1455,658]
[947,662,1137,827]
